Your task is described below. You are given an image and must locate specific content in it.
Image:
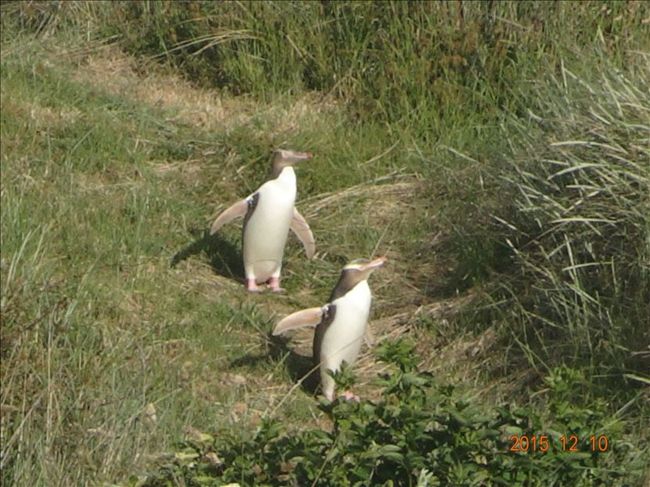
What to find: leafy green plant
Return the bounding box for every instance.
[127,340,647,486]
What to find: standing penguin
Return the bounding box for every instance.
[273,257,386,401]
[210,149,315,292]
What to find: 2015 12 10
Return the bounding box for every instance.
[509,434,610,453]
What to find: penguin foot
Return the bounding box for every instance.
[341,390,360,402]
[268,277,285,293]
[246,279,261,292]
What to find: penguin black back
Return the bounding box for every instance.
[312,304,337,367]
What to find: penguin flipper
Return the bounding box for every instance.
[273,307,324,335]
[210,199,249,235]
[290,208,316,258]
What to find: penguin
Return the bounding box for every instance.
[272,256,386,401]
[210,149,315,292]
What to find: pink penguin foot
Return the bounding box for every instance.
[341,390,360,402]
[246,279,261,293]
[268,277,285,293]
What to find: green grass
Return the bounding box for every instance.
[1,1,649,486]
[0,25,425,486]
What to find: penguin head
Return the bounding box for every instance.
[271,149,313,177]
[343,256,387,279]
[330,256,387,300]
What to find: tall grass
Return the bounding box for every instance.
[8,2,647,137]
[430,49,649,375]
[104,1,647,121]
[492,59,649,375]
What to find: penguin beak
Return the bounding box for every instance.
[291,151,313,163]
[361,256,387,272]
[279,150,313,164]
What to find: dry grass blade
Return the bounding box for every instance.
[303,173,418,217]
[155,30,258,58]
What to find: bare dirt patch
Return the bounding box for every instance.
[70,44,339,136]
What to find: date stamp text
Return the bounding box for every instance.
[509,434,610,453]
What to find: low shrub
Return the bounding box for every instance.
[127,340,647,486]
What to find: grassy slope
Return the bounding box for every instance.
[1,2,649,486]
[0,37,450,485]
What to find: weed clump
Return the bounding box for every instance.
[128,340,646,486]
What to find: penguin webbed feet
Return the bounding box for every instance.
[246,279,262,292]
[245,277,285,293]
[340,390,361,402]
[268,277,285,293]
[322,389,361,403]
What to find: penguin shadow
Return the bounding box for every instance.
[269,334,321,395]
[170,227,244,281]
[229,334,320,396]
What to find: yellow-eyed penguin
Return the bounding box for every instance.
[210,149,315,292]
[272,257,386,401]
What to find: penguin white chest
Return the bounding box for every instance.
[243,168,297,282]
[320,281,372,372]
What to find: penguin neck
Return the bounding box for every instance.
[274,165,296,186]
[329,276,369,302]
[271,162,296,180]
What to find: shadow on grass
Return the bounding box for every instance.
[269,334,321,395]
[170,227,244,281]
[229,334,320,396]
